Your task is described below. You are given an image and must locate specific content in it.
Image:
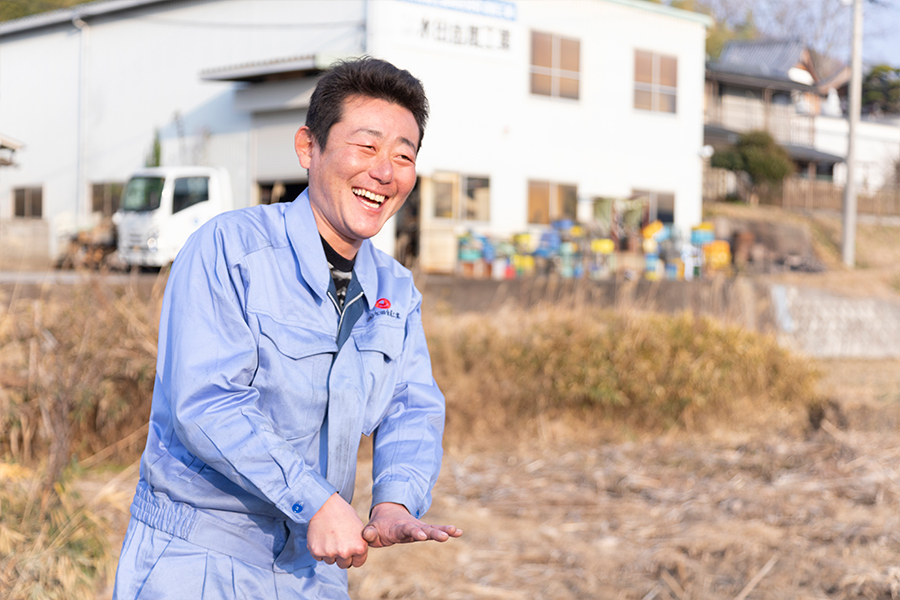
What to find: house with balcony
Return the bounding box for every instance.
[703,39,900,215]
[704,39,849,185]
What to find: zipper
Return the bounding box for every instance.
[328,290,364,340]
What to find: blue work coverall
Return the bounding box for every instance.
[113,191,446,599]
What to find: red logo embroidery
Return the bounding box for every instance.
[375,298,391,309]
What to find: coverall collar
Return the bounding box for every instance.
[285,189,380,311]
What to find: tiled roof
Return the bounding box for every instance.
[710,39,808,82]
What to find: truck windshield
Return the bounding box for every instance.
[121,177,165,211]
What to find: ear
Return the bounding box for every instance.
[294,126,315,169]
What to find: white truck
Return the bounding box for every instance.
[115,166,233,268]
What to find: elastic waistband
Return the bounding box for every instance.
[130,481,286,570]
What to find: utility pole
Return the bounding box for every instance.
[841,0,863,267]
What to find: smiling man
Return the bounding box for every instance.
[113,57,460,600]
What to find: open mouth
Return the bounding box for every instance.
[353,187,386,208]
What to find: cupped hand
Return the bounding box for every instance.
[362,502,463,548]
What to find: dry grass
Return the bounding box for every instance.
[0,463,128,600]
[349,356,900,600]
[427,305,821,447]
[0,274,160,479]
[0,252,896,599]
[0,274,159,599]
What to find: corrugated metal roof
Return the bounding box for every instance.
[0,0,171,36]
[199,54,353,83]
[201,55,321,83]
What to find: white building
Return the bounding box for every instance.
[817,116,900,193]
[0,0,711,271]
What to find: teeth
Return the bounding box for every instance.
[353,188,386,206]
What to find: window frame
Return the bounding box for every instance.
[632,189,675,225]
[172,176,210,215]
[634,49,678,114]
[431,172,491,223]
[527,180,578,225]
[530,30,581,100]
[13,186,43,219]
[91,181,124,217]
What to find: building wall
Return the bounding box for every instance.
[0,0,707,269]
[0,24,81,262]
[368,0,709,269]
[0,0,365,263]
[816,116,900,192]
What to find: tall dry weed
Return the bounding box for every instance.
[0,274,161,483]
[0,463,114,600]
[426,305,820,441]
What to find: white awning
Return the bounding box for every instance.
[0,133,24,166]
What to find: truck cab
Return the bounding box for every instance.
[115,166,232,267]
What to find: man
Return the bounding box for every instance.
[113,57,460,600]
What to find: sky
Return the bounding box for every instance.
[862,0,900,67]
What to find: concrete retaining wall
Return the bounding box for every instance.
[770,284,900,358]
[421,275,900,359]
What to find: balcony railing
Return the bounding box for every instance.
[706,95,814,147]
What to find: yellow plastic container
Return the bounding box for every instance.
[704,240,731,271]
[642,220,664,239]
[591,238,616,255]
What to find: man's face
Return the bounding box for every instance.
[295,95,420,258]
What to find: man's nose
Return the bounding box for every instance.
[368,152,393,184]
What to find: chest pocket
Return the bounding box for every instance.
[254,313,336,441]
[354,322,405,435]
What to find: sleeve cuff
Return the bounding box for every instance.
[371,481,427,520]
[280,469,337,524]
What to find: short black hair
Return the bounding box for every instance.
[306,56,429,151]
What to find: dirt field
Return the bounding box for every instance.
[343,207,900,600]
[85,356,900,600]
[45,205,900,599]
[342,357,900,600]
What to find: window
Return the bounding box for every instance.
[531,31,580,100]
[528,181,578,225]
[258,180,306,205]
[121,177,164,212]
[92,182,123,217]
[463,177,490,221]
[14,187,42,218]
[434,178,455,219]
[633,189,675,224]
[432,173,490,222]
[172,177,209,214]
[634,50,677,113]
